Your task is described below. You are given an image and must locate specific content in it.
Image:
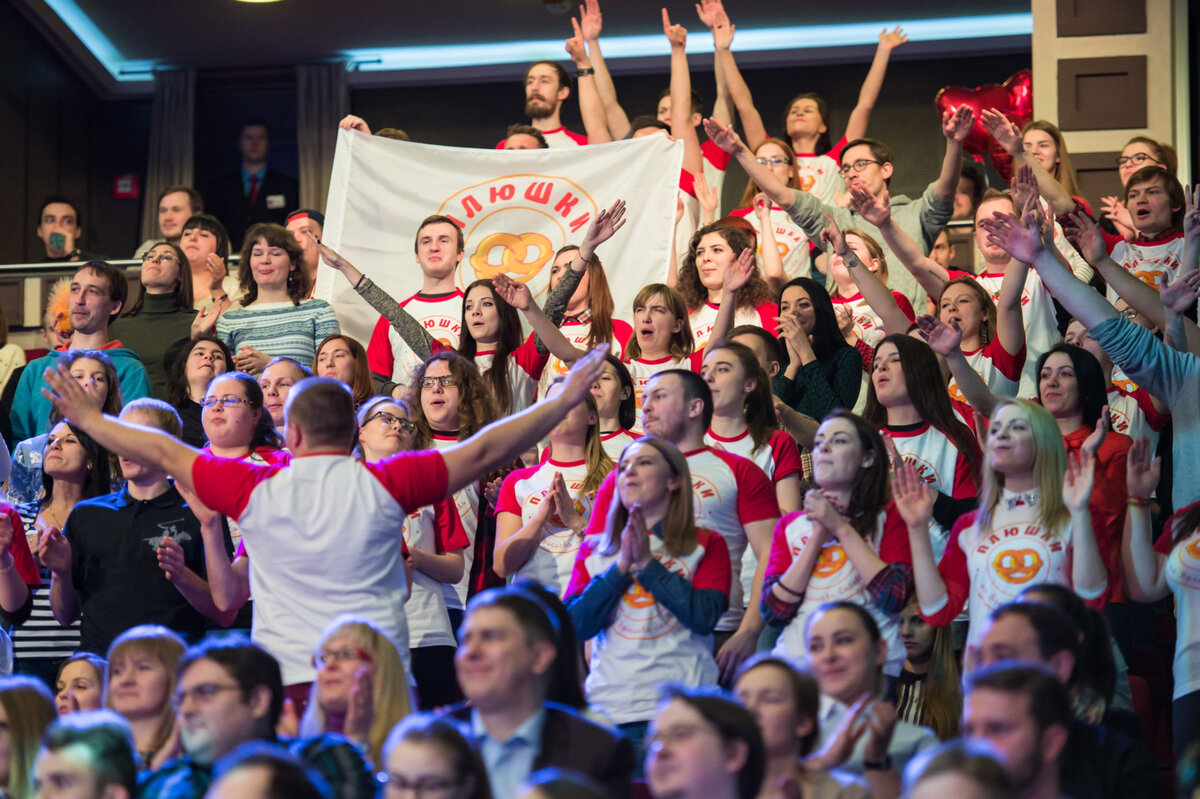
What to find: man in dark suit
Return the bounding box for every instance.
[447,587,635,799]
[205,122,300,250]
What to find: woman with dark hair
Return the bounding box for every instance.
[180,213,238,309]
[896,597,961,741]
[110,241,197,399]
[565,437,730,751]
[355,395,466,710]
[773,277,860,420]
[591,355,637,459]
[645,685,766,799]
[761,411,915,677]
[679,222,778,352]
[216,223,339,374]
[166,335,231,447]
[314,334,372,407]
[382,713,493,799]
[734,655,868,799]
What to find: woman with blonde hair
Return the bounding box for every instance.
[104,624,186,770]
[899,399,1108,647]
[565,436,730,753]
[299,614,414,768]
[0,675,57,799]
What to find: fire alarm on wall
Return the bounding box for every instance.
[113,174,139,199]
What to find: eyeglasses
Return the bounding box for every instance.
[756,156,789,167]
[1118,306,1141,319]
[380,773,462,796]
[142,252,180,264]
[367,412,416,432]
[1116,152,1161,168]
[419,376,458,390]
[647,723,714,751]
[838,159,883,176]
[312,647,374,669]
[171,683,240,710]
[200,395,251,409]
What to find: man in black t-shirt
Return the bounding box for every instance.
[40,399,235,654]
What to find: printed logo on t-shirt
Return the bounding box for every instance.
[901,454,943,488]
[614,553,691,640]
[788,535,863,603]
[691,474,723,516]
[527,483,590,554]
[992,548,1044,585]
[1109,407,1133,435]
[976,524,1060,601]
[142,518,192,551]
[422,314,462,348]
[1170,534,1200,590]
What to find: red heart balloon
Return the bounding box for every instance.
[1004,69,1033,124]
[934,70,1034,158]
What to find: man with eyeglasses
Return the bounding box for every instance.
[40,345,610,715]
[139,637,375,799]
[703,108,969,311]
[9,261,152,442]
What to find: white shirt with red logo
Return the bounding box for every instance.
[600,429,639,461]
[566,529,729,724]
[730,205,813,281]
[474,335,550,414]
[947,338,1025,404]
[366,290,464,389]
[794,136,849,205]
[832,292,916,349]
[885,422,978,560]
[687,301,778,353]
[1156,504,1200,699]
[495,458,595,596]
[432,434,480,611]
[587,446,780,631]
[1107,374,1169,455]
[401,497,469,648]
[536,318,633,400]
[974,269,1060,397]
[765,504,913,675]
[1106,230,1186,302]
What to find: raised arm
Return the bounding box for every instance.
[851,185,949,297]
[842,27,908,143]
[936,106,974,202]
[703,247,756,358]
[917,315,1001,418]
[703,119,794,209]
[821,214,911,336]
[708,7,767,149]
[981,109,1076,216]
[566,18,612,144]
[440,346,608,495]
[1063,443,1108,601]
[578,1,631,140]
[664,9,704,177]
[42,365,200,492]
[755,196,786,296]
[695,1,734,126]
[993,246,1029,359]
[1120,436,1169,602]
[893,460,950,615]
[1161,272,1200,354]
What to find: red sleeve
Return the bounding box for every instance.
[564,537,599,599]
[435,497,470,553]
[495,139,507,150]
[585,471,617,536]
[687,350,705,373]
[192,454,284,521]
[3,505,39,586]
[693,529,732,596]
[892,292,916,323]
[720,451,780,523]
[826,136,850,164]
[878,504,914,565]
[496,466,537,517]
[1133,387,1170,431]
[951,450,979,498]
[729,207,752,219]
[754,302,778,333]
[1101,228,1123,255]
[985,337,1026,382]
[612,319,634,359]
[515,333,552,380]
[563,129,588,145]
[946,269,975,282]
[701,139,732,171]
[364,450,450,512]
[764,511,803,581]
[951,399,979,433]
[767,430,803,483]
[923,510,976,625]
[367,315,396,378]
[679,169,697,198]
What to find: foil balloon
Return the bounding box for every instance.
[934,69,1033,182]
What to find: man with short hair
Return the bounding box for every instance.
[285,209,325,297]
[134,186,204,257]
[9,262,152,441]
[961,662,1071,799]
[205,122,300,249]
[34,710,138,799]
[137,637,373,798]
[496,61,592,149]
[448,587,634,799]
[35,197,101,263]
[586,369,779,683]
[41,347,607,704]
[208,741,330,799]
[503,124,549,150]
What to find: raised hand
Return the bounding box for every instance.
[694,0,726,28]
[204,252,228,293]
[1161,271,1200,315]
[566,18,589,66]
[915,314,963,357]
[1010,163,1040,220]
[578,0,602,40]
[1063,447,1096,512]
[849,185,892,227]
[662,8,687,48]
[702,118,746,156]
[156,536,187,583]
[723,247,756,294]
[338,115,372,135]
[752,192,771,224]
[820,213,849,255]
[1126,435,1161,500]
[891,459,934,529]
[37,526,72,577]
[343,666,375,745]
[942,105,975,144]
[980,108,1022,155]
[878,25,908,51]
[1066,209,1106,265]
[41,364,103,430]
[580,198,627,257]
[979,209,1042,264]
[1100,196,1136,239]
[1185,183,1200,239]
[710,9,734,49]
[491,273,534,311]
[695,173,719,220]
[554,345,611,407]
[191,297,227,339]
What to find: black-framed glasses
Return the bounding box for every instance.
[838,159,882,176]
[142,252,180,264]
[419,376,458,390]
[171,683,241,710]
[380,773,462,796]
[200,395,251,409]
[367,412,416,432]
[1115,152,1161,168]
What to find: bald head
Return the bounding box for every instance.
[283,377,356,452]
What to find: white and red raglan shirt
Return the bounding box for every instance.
[401,496,469,648]
[367,290,464,389]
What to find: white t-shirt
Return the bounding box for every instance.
[401,497,469,648]
[832,291,916,349]
[366,290,464,388]
[731,205,812,281]
[974,268,1061,397]
[626,353,702,431]
[474,336,549,415]
[433,433,480,611]
[947,338,1025,404]
[687,302,777,354]
[1159,505,1200,699]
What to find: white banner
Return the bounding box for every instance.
[317,130,683,347]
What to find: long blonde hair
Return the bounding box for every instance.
[601,437,697,558]
[104,625,186,763]
[976,399,1068,532]
[0,677,57,799]
[301,615,413,767]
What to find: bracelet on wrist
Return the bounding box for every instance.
[1127,496,1152,508]
[576,67,595,78]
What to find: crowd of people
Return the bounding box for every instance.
[1,1,1197,798]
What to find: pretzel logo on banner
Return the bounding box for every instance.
[439,175,598,296]
[992,548,1044,585]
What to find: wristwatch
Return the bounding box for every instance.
[863,754,892,771]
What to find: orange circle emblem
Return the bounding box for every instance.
[623,580,656,609]
[813,545,847,579]
[468,232,553,281]
[993,548,1044,584]
[1185,539,1200,560]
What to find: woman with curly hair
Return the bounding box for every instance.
[679,222,778,352]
